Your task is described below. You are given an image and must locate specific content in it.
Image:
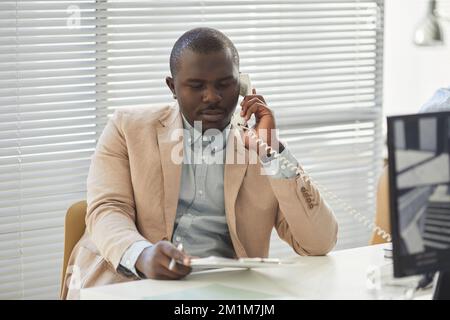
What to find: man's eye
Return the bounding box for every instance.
[189,84,203,89]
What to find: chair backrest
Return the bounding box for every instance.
[370,166,391,245]
[60,200,87,296]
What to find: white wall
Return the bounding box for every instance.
[384,0,450,118]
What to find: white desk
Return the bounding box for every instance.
[80,244,433,300]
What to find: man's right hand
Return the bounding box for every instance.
[135,241,192,280]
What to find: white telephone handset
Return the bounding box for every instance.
[239,73,253,98]
[230,73,252,129]
[232,73,392,243]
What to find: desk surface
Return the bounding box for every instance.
[80,244,432,300]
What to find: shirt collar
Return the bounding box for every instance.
[181,113,231,152]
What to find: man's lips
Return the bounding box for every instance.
[199,109,225,121]
[200,109,225,115]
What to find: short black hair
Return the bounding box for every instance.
[169,27,239,77]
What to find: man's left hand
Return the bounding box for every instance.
[239,88,282,155]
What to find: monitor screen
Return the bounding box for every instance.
[387,111,450,278]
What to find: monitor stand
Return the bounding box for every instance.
[433,271,450,300]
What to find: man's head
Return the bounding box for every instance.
[166,27,240,132]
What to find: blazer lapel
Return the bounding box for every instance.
[156,108,183,239]
[156,109,249,257]
[224,128,249,257]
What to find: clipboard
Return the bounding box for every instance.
[190,256,290,269]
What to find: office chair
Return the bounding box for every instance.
[60,200,87,297]
[370,166,391,245]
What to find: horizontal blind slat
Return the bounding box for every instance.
[0,0,384,299]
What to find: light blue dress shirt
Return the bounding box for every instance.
[118,113,300,277]
[419,86,450,113]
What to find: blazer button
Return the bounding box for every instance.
[301,187,314,208]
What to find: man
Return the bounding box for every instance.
[62,27,338,299]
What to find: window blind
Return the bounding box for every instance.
[0,0,384,299]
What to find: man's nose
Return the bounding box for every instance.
[202,86,222,104]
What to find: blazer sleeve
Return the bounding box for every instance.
[269,173,338,256]
[86,110,148,269]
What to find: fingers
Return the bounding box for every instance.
[244,103,263,122]
[240,89,265,105]
[153,264,182,280]
[138,241,192,280]
[240,97,269,121]
[240,95,265,111]
[171,263,192,276]
[151,260,191,280]
[161,242,190,266]
[160,254,192,277]
[240,97,257,117]
[168,245,185,262]
[160,242,192,277]
[240,87,268,121]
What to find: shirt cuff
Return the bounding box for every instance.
[118,240,153,278]
[260,145,299,179]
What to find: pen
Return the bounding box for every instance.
[169,243,183,271]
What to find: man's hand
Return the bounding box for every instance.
[239,88,283,155]
[135,241,192,280]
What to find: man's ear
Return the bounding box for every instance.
[166,76,176,98]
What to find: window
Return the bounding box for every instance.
[0,0,384,299]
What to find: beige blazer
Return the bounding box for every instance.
[62,104,338,299]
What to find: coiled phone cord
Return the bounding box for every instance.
[238,124,392,243]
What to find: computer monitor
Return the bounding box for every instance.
[387,111,450,300]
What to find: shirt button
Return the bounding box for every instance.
[175,236,181,242]
[198,190,203,195]
[281,165,286,169]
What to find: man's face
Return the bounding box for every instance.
[166,49,240,132]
